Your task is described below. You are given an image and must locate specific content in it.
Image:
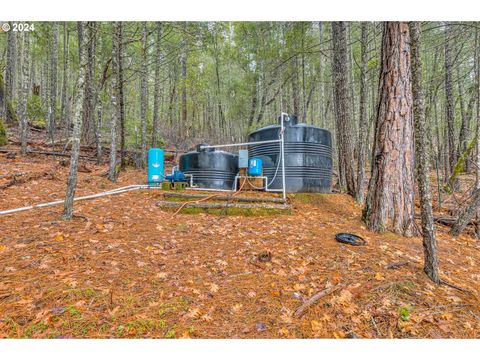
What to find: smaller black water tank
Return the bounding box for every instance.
[179,145,239,190]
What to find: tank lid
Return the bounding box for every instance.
[281,115,298,126]
[196,143,214,152]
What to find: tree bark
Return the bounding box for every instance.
[355,22,369,204]
[140,22,148,167]
[82,22,96,144]
[63,22,88,220]
[108,22,120,182]
[18,32,30,156]
[331,22,356,196]
[152,22,162,148]
[5,24,16,124]
[95,97,103,164]
[363,22,415,237]
[118,22,126,170]
[444,24,456,177]
[410,22,439,283]
[475,28,480,237]
[60,22,69,130]
[49,23,59,148]
[457,66,468,157]
[180,22,188,139]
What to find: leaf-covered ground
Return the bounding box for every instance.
[1,149,479,338]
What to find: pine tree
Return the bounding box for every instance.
[363,22,415,237]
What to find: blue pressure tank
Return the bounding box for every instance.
[248,157,263,177]
[148,148,164,184]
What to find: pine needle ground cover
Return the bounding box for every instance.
[1,149,479,339]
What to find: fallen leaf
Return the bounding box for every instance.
[232,303,243,313]
[311,320,322,332]
[336,289,353,306]
[201,314,213,322]
[108,306,120,316]
[54,233,64,241]
[186,307,201,319]
[375,272,385,280]
[156,272,168,279]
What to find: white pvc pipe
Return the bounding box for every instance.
[189,187,234,193]
[200,139,281,150]
[280,112,288,202]
[0,184,159,216]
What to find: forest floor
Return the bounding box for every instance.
[1,142,480,338]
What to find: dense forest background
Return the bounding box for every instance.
[1,22,477,170]
[1,22,479,238]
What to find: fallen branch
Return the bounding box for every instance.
[439,279,472,294]
[386,261,409,270]
[450,188,480,237]
[420,215,479,228]
[0,172,25,179]
[157,200,290,210]
[28,150,96,161]
[0,171,56,190]
[294,284,341,318]
[163,192,285,204]
[371,316,382,337]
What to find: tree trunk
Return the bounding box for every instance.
[5,24,16,124]
[457,66,468,157]
[60,22,69,130]
[318,22,324,128]
[49,23,58,149]
[410,22,439,283]
[444,24,456,178]
[475,28,480,237]
[152,22,162,148]
[140,22,148,167]
[63,22,88,220]
[82,22,96,144]
[18,32,30,156]
[355,22,369,204]
[108,22,120,182]
[0,73,4,122]
[464,95,475,173]
[15,29,22,101]
[363,22,415,237]
[331,22,356,196]
[180,23,188,139]
[118,22,126,170]
[95,97,103,164]
[247,72,259,130]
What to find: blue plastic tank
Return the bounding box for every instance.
[248,157,262,177]
[148,148,164,184]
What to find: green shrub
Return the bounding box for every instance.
[0,118,7,146]
[27,95,47,123]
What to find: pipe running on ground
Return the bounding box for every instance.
[0,184,160,216]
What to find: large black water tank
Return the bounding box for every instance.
[179,145,239,190]
[248,116,332,193]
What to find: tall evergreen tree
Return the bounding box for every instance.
[363,22,415,237]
